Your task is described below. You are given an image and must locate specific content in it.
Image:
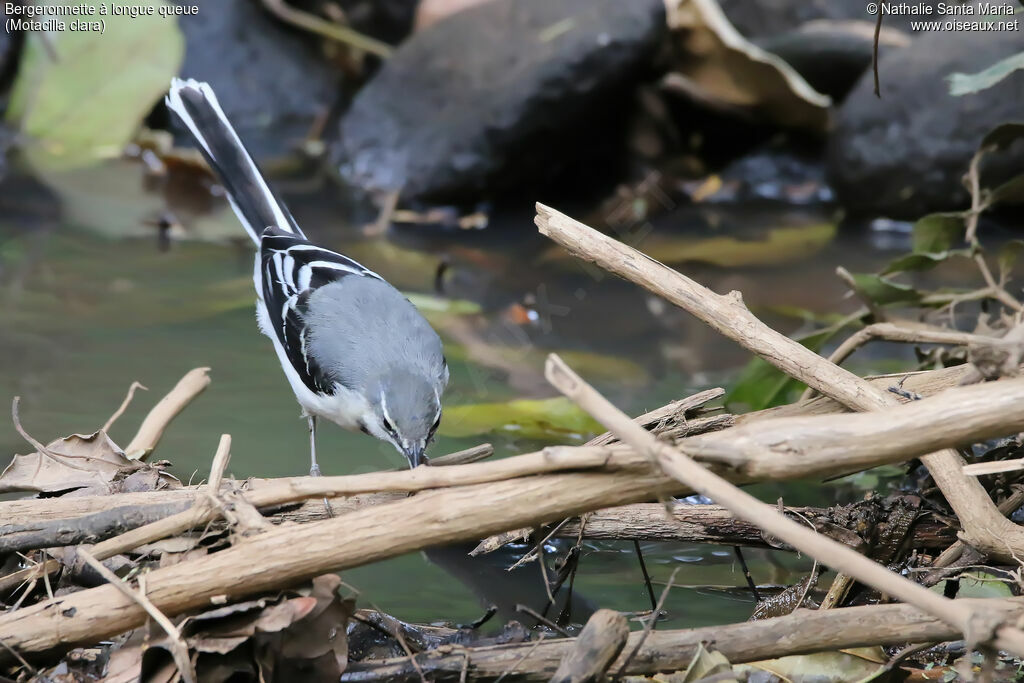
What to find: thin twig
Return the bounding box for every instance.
[260,0,393,57]
[633,540,658,612]
[614,567,680,677]
[515,603,571,637]
[872,5,883,97]
[102,381,148,432]
[732,546,761,602]
[76,548,196,683]
[207,435,232,495]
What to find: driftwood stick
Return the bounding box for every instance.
[342,598,1024,681]
[553,502,954,549]
[550,609,628,683]
[123,368,211,460]
[7,375,1024,531]
[585,388,724,447]
[535,203,1024,562]
[543,353,1019,653]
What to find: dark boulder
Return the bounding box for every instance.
[827,29,1024,219]
[170,0,340,162]
[335,0,665,201]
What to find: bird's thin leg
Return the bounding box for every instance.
[307,416,334,518]
[308,415,321,477]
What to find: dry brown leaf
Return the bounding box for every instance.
[664,0,830,131]
[0,431,142,494]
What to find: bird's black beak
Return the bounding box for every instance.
[403,445,426,469]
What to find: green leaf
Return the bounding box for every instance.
[949,51,1024,96]
[6,0,185,171]
[726,327,837,411]
[881,213,970,275]
[910,213,966,254]
[988,173,1024,206]
[439,397,602,441]
[979,121,1024,152]
[999,239,1024,281]
[881,252,950,275]
[848,273,922,306]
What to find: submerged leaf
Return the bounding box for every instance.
[6,0,184,170]
[440,397,602,441]
[735,647,886,682]
[630,223,837,268]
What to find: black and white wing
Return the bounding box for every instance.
[259,227,382,396]
[166,78,302,244]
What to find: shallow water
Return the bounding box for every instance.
[0,159,968,629]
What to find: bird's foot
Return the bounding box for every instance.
[308,465,334,517]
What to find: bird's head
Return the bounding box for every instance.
[363,369,443,468]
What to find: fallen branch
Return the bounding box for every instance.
[342,598,1024,681]
[554,501,953,550]
[535,203,1024,562]
[123,368,211,460]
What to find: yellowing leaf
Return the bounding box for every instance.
[7,0,185,170]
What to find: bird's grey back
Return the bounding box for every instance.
[304,276,445,395]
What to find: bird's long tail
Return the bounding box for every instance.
[165,78,304,244]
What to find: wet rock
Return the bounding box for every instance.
[827,30,1024,219]
[335,0,665,201]
[170,0,339,162]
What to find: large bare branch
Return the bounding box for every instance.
[535,203,1024,561]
